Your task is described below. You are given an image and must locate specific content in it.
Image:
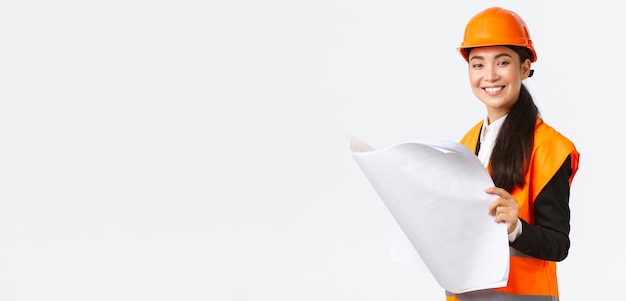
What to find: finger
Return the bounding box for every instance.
[485,187,511,199]
[488,200,499,216]
[489,197,516,216]
[484,186,502,194]
[494,209,514,224]
[488,196,508,214]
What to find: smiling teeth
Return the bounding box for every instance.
[485,87,502,93]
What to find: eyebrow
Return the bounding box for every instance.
[469,53,514,61]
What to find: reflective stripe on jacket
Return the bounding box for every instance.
[446,118,579,301]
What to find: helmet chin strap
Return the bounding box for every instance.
[528,69,535,78]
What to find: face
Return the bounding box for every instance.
[467,46,531,123]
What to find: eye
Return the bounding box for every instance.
[471,63,483,68]
[497,60,510,66]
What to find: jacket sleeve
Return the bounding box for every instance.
[509,155,573,261]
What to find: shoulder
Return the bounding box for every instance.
[534,119,577,152]
[459,120,483,149]
[533,118,580,184]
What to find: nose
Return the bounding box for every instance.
[484,64,499,81]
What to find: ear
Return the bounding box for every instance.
[521,59,532,79]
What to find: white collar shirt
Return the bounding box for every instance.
[477,115,507,167]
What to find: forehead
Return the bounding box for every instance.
[468,46,518,60]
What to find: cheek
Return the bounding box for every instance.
[468,72,481,86]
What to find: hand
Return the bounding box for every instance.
[485,187,520,234]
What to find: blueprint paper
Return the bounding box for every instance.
[350,136,509,293]
[389,221,427,267]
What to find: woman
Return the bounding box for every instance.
[449,7,580,301]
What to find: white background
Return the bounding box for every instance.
[0,0,621,300]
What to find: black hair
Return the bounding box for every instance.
[490,46,540,192]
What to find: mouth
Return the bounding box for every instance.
[483,86,504,95]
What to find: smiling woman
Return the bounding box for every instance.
[449,7,580,301]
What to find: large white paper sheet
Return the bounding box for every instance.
[349,136,510,293]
